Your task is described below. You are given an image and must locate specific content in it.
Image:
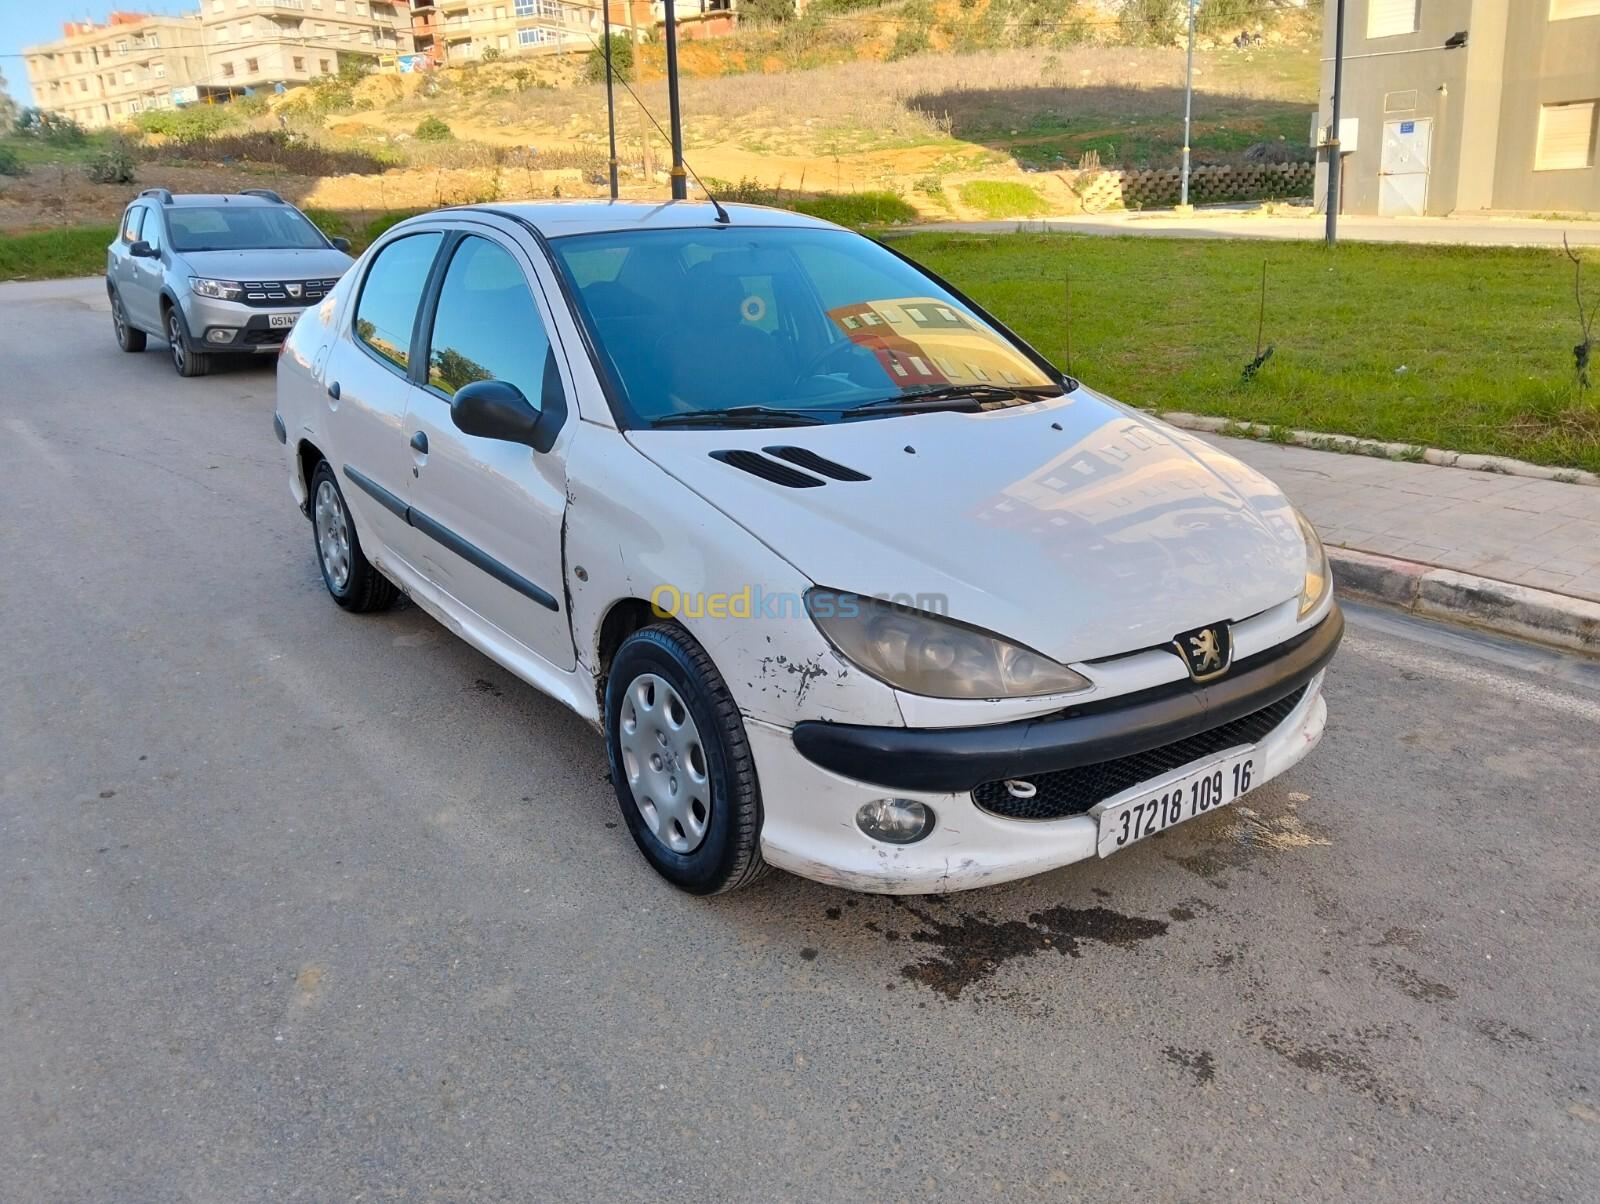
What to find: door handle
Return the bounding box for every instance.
[327,380,340,400]
[409,430,429,455]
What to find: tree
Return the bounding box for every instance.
[583,33,634,84]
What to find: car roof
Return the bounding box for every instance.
[438,199,840,239]
[141,193,286,208]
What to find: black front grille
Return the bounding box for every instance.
[238,279,339,308]
[242,327,285,345]
[972,686,1308,821]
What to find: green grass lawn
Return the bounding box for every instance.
[958,180,1051,219]
[891,232,1600,473]
[0,226,115,281]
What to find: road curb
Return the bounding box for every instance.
[1330,547,1600,654]
[1161,412,1600,489]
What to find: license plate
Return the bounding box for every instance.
[268,312,298,329]
[1095,750,1256,857]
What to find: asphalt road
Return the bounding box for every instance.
[3,278,1599,1203]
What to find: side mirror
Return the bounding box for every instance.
[330,236,352,253]
[448,351,568,453]
[129,240,157,259]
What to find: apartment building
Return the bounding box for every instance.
[200,0,413,93]
[1317,0,1600,216]
[407,0,730,66]
[22,12,208,129]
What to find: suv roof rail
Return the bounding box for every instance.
[240,188,285,204]
[139,188,174,204]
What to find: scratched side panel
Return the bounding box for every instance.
[562,427,906,730]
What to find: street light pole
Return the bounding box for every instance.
[603,0,618,199]
[1180,0,1195,208]
[663,0,687,200]
[1325,0,1346,246]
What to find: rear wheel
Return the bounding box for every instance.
[111,289,146,353]
[166,306,211,378]
[605,623,767,895]
[309,461,397,613]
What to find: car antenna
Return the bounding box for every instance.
[592,39,730,225]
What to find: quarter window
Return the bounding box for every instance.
[354,232,444,373]
[425,236,550,401]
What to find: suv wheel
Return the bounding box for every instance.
[604,623,767,895]
[111,290,146,353]
[166,306,212,378]
[309,461,397,613]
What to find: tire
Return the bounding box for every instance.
[308,460,398,613]
[110,289,147,353]
[605,623,768,895]
[165,305,212,378]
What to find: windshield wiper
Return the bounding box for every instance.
[847,383,1040,415]
[650,405,829,429]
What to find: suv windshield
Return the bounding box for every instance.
[548,226,1060,426]
[166,205,328,253]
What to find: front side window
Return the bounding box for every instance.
[549,225,1058,426]
[166,205,327,251]
[354,232,444,373]
[425,236,550,400]
[121,205,145,243]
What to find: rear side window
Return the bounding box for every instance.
[425,236,550,401]
[353,232,443,373]
[121,206,145,243]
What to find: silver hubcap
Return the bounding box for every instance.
[113,298,126,339]
[619,673,710,854]
[314,479,351,590]
[169,316,184,368]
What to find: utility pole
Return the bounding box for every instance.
[624,0,652,184]
[1180,0,1195,208]
[1325,0,1346,246]
[663,0,687,200]
[603,0,618,199]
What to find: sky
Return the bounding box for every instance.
[2,2,198,108]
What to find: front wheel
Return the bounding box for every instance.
[605,624,767,895]
[166,307,211,378]
[309,461,397,613]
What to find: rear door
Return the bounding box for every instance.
[321,229,445,563]
[127,204,167,330]
[109,205,150,328]
[401,228,575,671]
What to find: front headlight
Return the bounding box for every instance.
[1295,509,1332,618]
[807,590,1092,699]
[190,276,243,301]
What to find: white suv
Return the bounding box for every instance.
[275,201,1340,895]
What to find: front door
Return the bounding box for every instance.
[403,231,574,671]
[1378,117,1431,217]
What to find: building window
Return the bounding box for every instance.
[222,61,236,77]
[320,57,331,72]
[246,57,260,73]
[518,26,554,44]
[1366,0,1418,38]
[147,33,160,47]
[153,61,166,77]
[1535,101,1597,171]
[294,55,305,70]
[1551,0,1600,19]
[217,24,229,39]
[241,20,253,35]
[74,50,83,63]
[122,69,134,84]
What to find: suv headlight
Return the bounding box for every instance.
[807,590,1092,699]
[1295,509,1332,618]
[190,277,243,301]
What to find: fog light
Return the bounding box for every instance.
[855,798,935,844]
[206,328,236,344]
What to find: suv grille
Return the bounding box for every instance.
[972,686,1308,821]
[238,279,340,308]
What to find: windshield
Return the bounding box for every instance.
[166,205,328,253]
[547,226,1060,426]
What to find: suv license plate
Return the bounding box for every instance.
[1095,750,1255,857]
[268,312,298,329]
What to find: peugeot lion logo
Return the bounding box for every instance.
[1173,623,1232,682]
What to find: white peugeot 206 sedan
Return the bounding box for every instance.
[275,201,1341,896]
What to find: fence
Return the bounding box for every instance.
[1073,162,1314,211]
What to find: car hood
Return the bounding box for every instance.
[179,247,354,281]
[626,390,1310,664]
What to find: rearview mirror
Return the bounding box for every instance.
[448,351,567,453]
[129,240,157,259]
[330,236,352,253]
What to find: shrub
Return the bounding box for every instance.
[0,144,23,177]
[1119,0,1182,45]
[887,27,932,59]
[135,106,240,143]
[414,115,454,142]
[480,46,504,63]
[743,0,796,22]
[152,130,388,175]
[583,33,635,84]
[86,137,137,184]
[13,108,86,145]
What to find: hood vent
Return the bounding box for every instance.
[763,446,872,482]
[709,449,825,489]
